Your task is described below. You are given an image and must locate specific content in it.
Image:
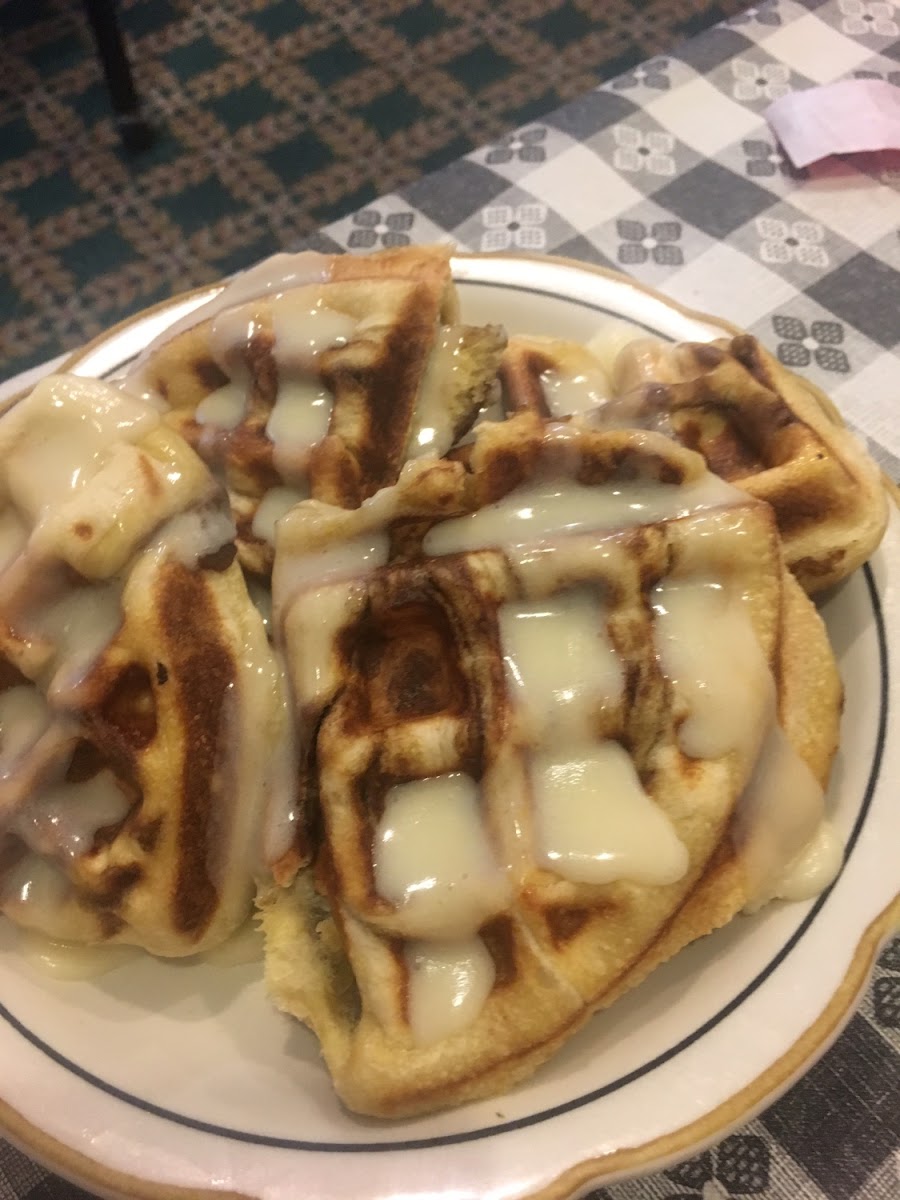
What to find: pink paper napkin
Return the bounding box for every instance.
[766,79,900,168]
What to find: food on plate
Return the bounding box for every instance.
[126,245,506,575]
[0,374,290,956]
[499,331,888,592]
[261,412,843,1116]
[0,247,886,1117]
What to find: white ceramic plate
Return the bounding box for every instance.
[1,254,898,1200]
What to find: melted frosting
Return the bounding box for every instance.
[771,819,843,903]
[1,851,71,928]
[584,320,651,380]
[1,375,158,523]
[16,932,141,979]
[425,472,739,559]
[610,336,673,394]
[407,328,476,457]
[144,507,236,570]
[651,578,771,760]
[405,936,496,1046]
[540,365,610,418]
[25,580,123,701]
[251,487,309,546]
[269,292,356,360]
[531,741,688,885]
[734,722,836,910]
[195,383,245,430]
[265,379,333,467]
[125,251,334,375]
[0,686,52,773]
[14,916,263,978]
[499,589,621,742]
[373,773,509,939]
[0,509,27,573]
[15,769,131,860]
[276,530,389,597]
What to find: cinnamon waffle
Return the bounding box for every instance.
[0,374,289,956]
[1,249,875,1120]
[127,246,506,575]
[260,414,842,1117]
[499,332,888,592]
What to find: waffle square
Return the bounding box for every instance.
[499,331,888,592]
[0,374,290,956]
[128,246,506,575]
[261,414,842,1115]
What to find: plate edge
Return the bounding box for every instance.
[1,895,897,1200]
[531,893,900,1200]
[54,252,740,377]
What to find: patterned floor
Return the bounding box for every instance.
[0,0,750,378]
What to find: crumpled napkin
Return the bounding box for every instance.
[766,79,900,168]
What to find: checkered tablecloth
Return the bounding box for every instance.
[2,0,899,1197]
[305,0,900,489]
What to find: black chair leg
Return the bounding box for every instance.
[81,0,155,151]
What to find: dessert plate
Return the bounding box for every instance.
[0,253,897,1200]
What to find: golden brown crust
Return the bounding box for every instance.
[131,247,504,576]
[501,332,889,593]
[0,253,868,1122]
[262,415,842,1117]
[0,378,285,956]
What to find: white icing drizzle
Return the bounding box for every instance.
[144,507,236,571]
[26,581,123,701]
[247,576,274,635]
[0,851,71,927]
[531,741,688,886]
[0,377,239,703]
[14,916,263,978]
[124,251,334,377]
[16,931,140,979]
[0,686,52,774]
[425,473,739,559]
[276,530,389,597]
[540,365,610,418]
[270,292,357,360]
[251,487,309,546]
[240,645,298,877]
[0,375,158,523]
[195,382,245,430]
[651,578,771,760]
[0,370,294,954]
[0,508,27,573]
[610,336,673,394]
[15,769,131,860]
[266,296,354,478]
[406,327,472,457]
[771,819,843,903]
[265,379,333,466]
[585,320,651,380]
[405,936,496,1046]
[499,589,621,742]
[373,773,509,939]
[258,695,301,872]
[734,722,838,911]
[280,581,359,710]
[210,301,266,369]
[200,304,260,436]
[194,290,355,479]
